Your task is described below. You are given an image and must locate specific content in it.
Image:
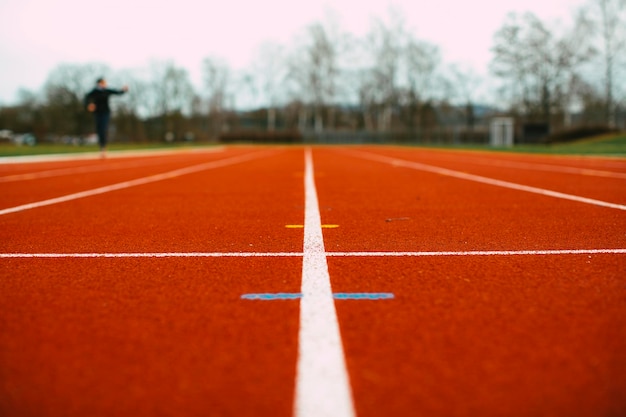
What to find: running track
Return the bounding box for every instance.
[1,146,625,416]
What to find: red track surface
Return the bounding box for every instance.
[1,146,625,416]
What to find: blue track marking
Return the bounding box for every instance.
[241,293,303,300]
[241,293,394,300]
[333,293,394,300]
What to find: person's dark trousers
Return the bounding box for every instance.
[94,112,110,149]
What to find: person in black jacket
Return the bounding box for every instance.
[84,77,128,156]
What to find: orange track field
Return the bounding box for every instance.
[1,145,625,416]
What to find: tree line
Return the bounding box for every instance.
[0,0,623,144]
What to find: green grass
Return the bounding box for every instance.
[1,134,625,157]
[507,134,626,156]
[0,142,215,157]
[408,133,626,156]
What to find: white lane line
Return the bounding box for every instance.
[0,146,224,165]
[0,150,276,216]
[328,249,626,256]
[404,152,626,179]
[294,148,356,417]
[475,159,626,179]
[1,162,142,183]
[0,155,214,183]
[0,252,304,258]
[0,148,226,183]
[346,150,626,211]
[2,249,625,258]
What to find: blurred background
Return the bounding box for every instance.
[0,0,623,146]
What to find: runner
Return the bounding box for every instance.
[84,78,128,157]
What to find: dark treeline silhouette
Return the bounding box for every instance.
[1,0,623,145]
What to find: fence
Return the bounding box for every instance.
[300,127,490,145]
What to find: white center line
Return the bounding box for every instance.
[294,148,356,417]
[0,150,276,216]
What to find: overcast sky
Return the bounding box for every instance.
[0,0,584,105]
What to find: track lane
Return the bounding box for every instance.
[0,257,301,417]
[348,147,626,205]
[331,254,626,417]
[0,148,253,209]
[0,152,227,185]
[312,148,625,253]
[0,147,306,416]
[2,145,625,417]
[309,147,626,416]
[0,149,306,253]
[367,147,626,172]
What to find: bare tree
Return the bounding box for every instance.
[365,10,405,131]
[446,63,483,130]
[112,70,147,141]
[288,14,343,133]
[359,7,442,132]
[146,60,194,139]
[580,0,626,126]
[249,42,288,131]
[43,62,111,137]
[491,12,595,123]
[202,56,231,136]
[44,62,111,102]
[402,37,442,131]
[0,88,45,138]
[149,60,194,116]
